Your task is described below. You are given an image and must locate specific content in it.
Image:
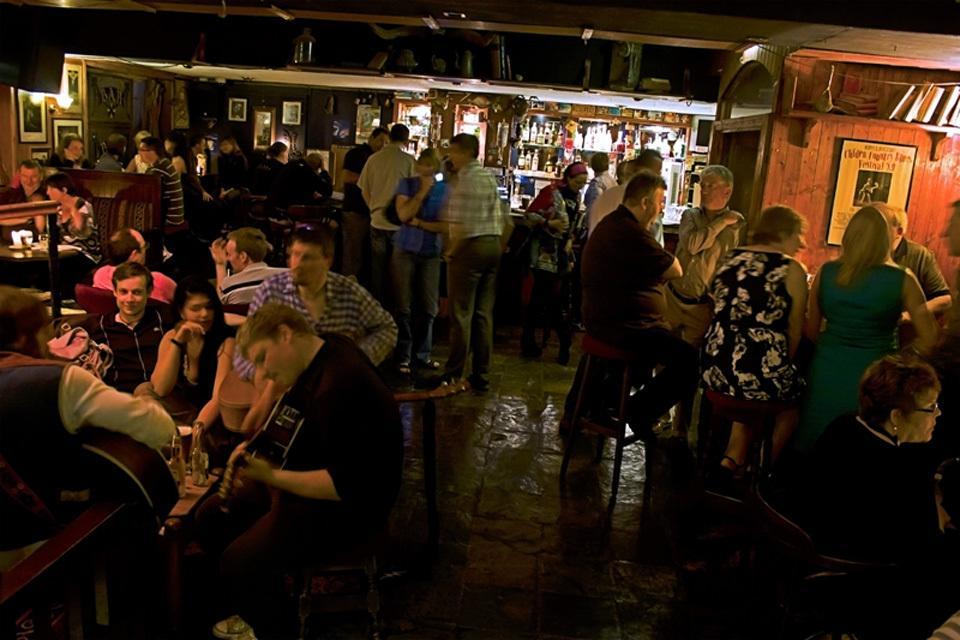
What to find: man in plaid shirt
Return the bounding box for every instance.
[234,226,397,432]
[422,134,512,391]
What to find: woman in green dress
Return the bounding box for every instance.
[795,205,937,452]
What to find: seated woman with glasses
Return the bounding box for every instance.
[799,355,942,564]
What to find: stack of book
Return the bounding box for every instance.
[833,93,879,116]
[887,84,960,126]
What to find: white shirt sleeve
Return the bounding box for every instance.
[58,365,176,450]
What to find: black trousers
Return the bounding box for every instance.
[522,269,570,350]
[195,481,366,637]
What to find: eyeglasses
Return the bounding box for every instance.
[917,402,940,414]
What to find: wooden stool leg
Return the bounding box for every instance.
[560,355,593,482]
[607,429,626,517]
[298,569,313,640]
[364,556,381,639]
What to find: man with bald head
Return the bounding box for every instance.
[92,227,177,303]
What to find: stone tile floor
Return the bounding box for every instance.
[194,331,776,639]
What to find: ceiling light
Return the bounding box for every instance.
[441,10,466,19]
[581,28,594,42]
[55,93,73,109]
[422,15,440,30]
[269,4,295,21]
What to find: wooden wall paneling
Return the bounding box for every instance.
[792,113,825,235]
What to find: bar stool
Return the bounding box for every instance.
[559,334,654,516]
[703,391,792,492]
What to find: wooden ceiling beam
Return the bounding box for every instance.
[791,48,960,73]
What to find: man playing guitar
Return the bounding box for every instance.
[195,303,403,640]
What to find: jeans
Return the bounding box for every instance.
[370,227,395,307]
[341,211,370,284]
[445,235,502,378]
[391,249,442,365]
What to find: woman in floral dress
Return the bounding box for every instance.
[701,205,809,480]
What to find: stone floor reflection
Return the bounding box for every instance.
[267,331,755,639]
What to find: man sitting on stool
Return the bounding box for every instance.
[580,170,699,440]
[195,303,403,640]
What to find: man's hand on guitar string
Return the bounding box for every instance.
[238,454,275,484]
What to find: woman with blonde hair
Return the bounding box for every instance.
[795,205,937,452]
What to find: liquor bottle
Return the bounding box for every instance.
[531,151,540,171]
[535,124,545,145]
[190,422,209,487]
[544,156,554,174]
[574,129,584,150]
[521,120,530,142]
[553,126,562,146]
[518,150,526,169]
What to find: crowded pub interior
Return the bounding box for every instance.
[2,1,960,638]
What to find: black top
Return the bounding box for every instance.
[269,160,334,209]
[277,334,403,526]
[581,205,675,344]
[46,153,93,170]
[251,158,285,195]
[218,152,249,191]
[342,143,374,215]
[799,413,940,563]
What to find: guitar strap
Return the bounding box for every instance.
[0,452,58,526]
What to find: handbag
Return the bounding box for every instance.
[47,323,114,380]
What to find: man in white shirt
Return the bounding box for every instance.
[210,227,287,305]
[358,123,417,304]
[0,285,175,568]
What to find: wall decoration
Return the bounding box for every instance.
[252,107,276,150]
[282,101,302,126]
[17,90,47,143]
[53,119,83,146]
[827,139,917,245]
[355,104,381,143]
[228,97,247,122]
[60,62,83,114]
[88,73,133,121]
[332,118,352,142]
[172,79,190,129]
[30,148,50,162]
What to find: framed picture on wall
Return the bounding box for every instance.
[17,90,47,143]
[355,104,381,143]
[252,107,276,150]
[228,97,248,122]
[30,148,50,162]
[53,119,83,147]
[826,139,917,245]
[282,101,302,126]
[60,62,83,115]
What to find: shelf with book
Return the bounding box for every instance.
[783,109,959,161]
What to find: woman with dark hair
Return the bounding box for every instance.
[164,131,191,177]
[150,276,235,425]
[251,141,288,195]
[521,161,588,364]
[217,136,249,198]
[39,172,101,271]
[47,133,93,169]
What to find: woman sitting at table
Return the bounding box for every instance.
[701,205,809,485]
[148,277,235,431]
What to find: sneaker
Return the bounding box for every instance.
[213,615,257,639]
[413,358,441,370]
[467,373,490,392]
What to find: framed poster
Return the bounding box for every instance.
[53,119,83,146]
[355,104,381,143]
[228,97,247,122]
[252,107,275,150]
[282,101,302,125]
[88,72,132,121]
[332,118,352,142]
[17,90,47,143]
[826,139,917,245]
[30,148,50,162]
[60,62,83,114]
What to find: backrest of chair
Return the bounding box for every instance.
[74,283,117,315]
[751,482,818,560]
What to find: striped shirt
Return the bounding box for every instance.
[443,160,508,244]
[233,271,397,379]
[219,263,288,305]
[147,157,185,229]
[931,609,960,639]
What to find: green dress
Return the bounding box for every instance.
[795,262,905,452]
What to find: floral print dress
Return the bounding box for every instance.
[701,249,803,403]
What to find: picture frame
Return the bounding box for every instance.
[53,119,83,147]
[228,97,248,122]
[30,148,50,162]
[60,62,83,115]
[826,139,918,246]
[87,72,132,122]
[282,101,302,126]
[355,104,381,143]
[17,90,47,143]
[252,107,276,150]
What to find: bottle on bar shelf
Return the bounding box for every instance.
[531,151,540,171]
[535,124,545,145]
[518,150,527,169]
